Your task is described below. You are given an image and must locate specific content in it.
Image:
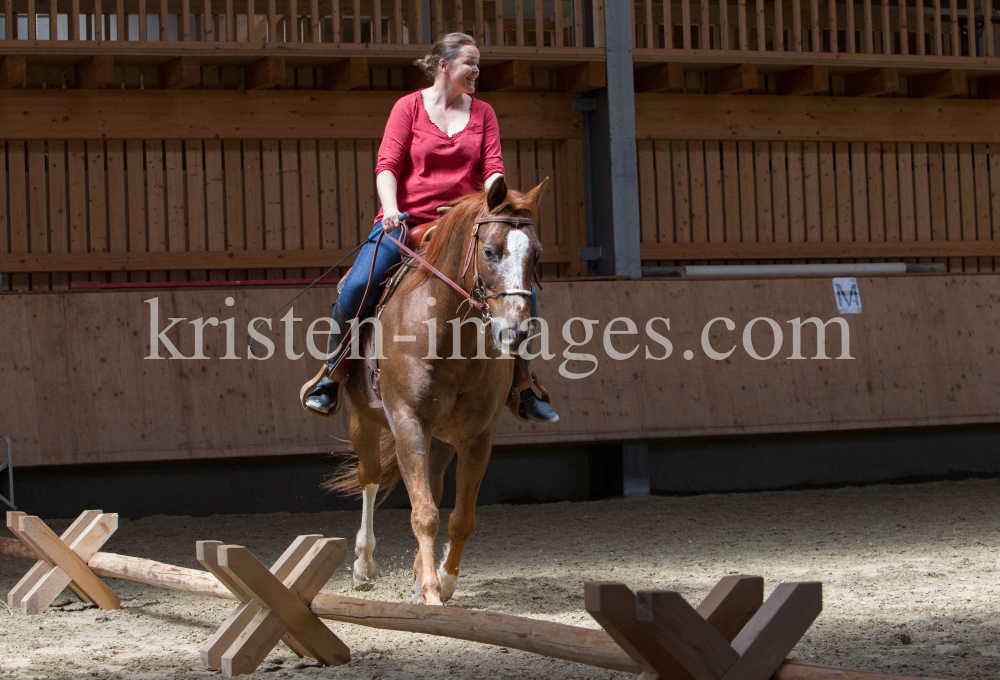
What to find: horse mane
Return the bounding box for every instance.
[400,188,539,291]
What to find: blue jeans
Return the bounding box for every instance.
[336,220,539,319]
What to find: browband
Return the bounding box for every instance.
[473,207,535,227]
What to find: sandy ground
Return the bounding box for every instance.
[2,478,1000,680]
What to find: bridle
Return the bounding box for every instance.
[382,206,538,326]
[460,207,536,319]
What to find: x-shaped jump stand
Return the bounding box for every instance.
[586,576,822,680]
[196,535,351,676]
[6,510,120,614]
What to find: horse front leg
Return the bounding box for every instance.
[391,418,444,605]
[410,439,456,600]
[350,410,383,590]
[439,430,493,602]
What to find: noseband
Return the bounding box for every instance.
[461,208,536,312]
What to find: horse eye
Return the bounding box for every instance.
[483,246,500,262]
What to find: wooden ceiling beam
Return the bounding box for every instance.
[0,55,26,88]
[554,61,606,92]
[244,56,286,90]
[634,63,685,93]
[76,55,114,89]
[775,64,829,96]
[321,57,369,90]
[909,69,967,98]
[844,67,900,97]
[478,60,531,92]
[704,63,757,94]
[158,56,202,89]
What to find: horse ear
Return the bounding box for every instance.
[486,175,508,210]
[523,176,550,207]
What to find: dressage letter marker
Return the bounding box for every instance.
[199,536,350,676]
[6,510,120,614]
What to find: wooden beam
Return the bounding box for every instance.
[554,61,606,92]
[76,55,115,89]
[0,90,583,140]
[640,241,1000,259]
[158,57,202,90]
[244,56,286,90]
[775,65,829,96]
[478,60,531,92]
[634,63,685,93]
[0,55,26,89]
[977,74,1000,99]
[321,57,369,90]
[705,63,758,94]
[910,69,967,98]
[844,67,899,97]
[634,93,1000,143]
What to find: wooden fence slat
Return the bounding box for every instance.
[912,142,931,246]
[866,143,886,263]
[106,140,128,284]
[949,0,958,55]
[185,140,208,281]
[792,0,801,50]
[942,142,962,269]
[337,139,360,273]
[916,0,924,55]
[222,139,245,278]
[827,0,837,52]
[47,141,69,290]
[882,0,891,54]
[332,0,341,43]
[721,0,729,49]
[638,139,657,249]
[882,142,900,246]
[164,139,187,281]
[690,141,708,245]
[27,140,49,290]
[9,141,30,290]
[819,142,837,246]
[299,140,321,278]
[67,141,88,286]
[683,0,692,48]
[237,140,262,279]
[280,139,303,279]
[262,139,283,278]
[536,140,557,277]
[160,0,168,40]
[674,141,692,245]
[203,139,225,280]
[834,142,853,248]
[774,0,783,51]
[847,0,855,52]
[701,0,710,48]
[863,0,873,52]
[810,0,819,52]
[986,0,994,57]
[770,141,790,245]
[655,140,676,249]
[738,0,748,49]
[897,143,916,245]
[737,141,755,247]
[933,0,941,55]
[87,140,109,284]
[476,0,485,44]
[144,140,166,281]
[927,142,947,268]
[974,143,991,271]
[0,142,5,291]
[318,139,339,259]
[534,0,543,45]
[125,140,148,282]
[706,141,725,248]
[787,140,805,244]
[721,140,740,249]
[802,141,821,244]
[754,141,773,244]
[850,142,869,259]
[989,142,1000,270]
[224,0,233,39]
[958,142,976,270]
[898,0,907,55]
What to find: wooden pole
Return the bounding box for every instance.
[0,536,943,680]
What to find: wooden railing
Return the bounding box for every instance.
[633,0,996,58]
[0,0,601,47]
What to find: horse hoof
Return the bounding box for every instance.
[437,567,458,602]
[352,577,375,591]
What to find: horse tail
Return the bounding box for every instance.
[323,429,402,506]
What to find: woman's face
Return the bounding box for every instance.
[439,45,481,94]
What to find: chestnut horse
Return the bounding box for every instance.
[327,176,548,605]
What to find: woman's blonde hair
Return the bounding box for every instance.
[413,33,478,80]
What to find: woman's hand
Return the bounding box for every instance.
[382,211,404,230]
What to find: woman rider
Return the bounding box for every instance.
[301,32,558,424]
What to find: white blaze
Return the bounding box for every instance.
[498,230,531,313]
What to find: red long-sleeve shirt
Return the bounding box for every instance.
[374,90,505,226]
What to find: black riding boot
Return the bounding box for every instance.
[513,355,559,424]
[302,302,354,416]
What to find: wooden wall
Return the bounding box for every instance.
[5,274,1000,467]
[0,91,587,291]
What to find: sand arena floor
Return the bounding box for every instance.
[2,478,1000,680]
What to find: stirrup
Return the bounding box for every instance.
[300,365,344,419]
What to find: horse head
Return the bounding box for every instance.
[472,175,548,355]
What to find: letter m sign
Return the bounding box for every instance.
[832,277,862,315]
